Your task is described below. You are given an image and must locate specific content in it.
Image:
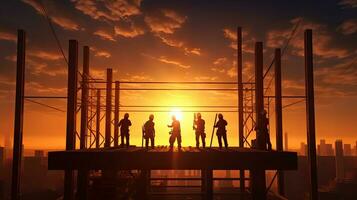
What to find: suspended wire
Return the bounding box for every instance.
[38,0,68,66]
[263,18,303,79]
[282,99,305,109]
[262,18,303,98]
[25,99,66,112]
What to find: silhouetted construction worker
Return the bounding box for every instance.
[193,113,206,148]
[214,113,228,149]
[143,114,155,148]
[168,115,181,149]
[119,113,132,147]
[262,110,272,150]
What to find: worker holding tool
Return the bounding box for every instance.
[143,114,155,149]
[193,113,206,148]
[168,115,182,150]
[118,113,132,148]
[214,113,228,149]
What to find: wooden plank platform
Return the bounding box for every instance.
[48,146,297,170]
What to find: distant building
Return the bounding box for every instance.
[318,139,334,156]
[299,142,307,156]
[34,150,45,158]
[344,144,352,156]
[335,140,344,181]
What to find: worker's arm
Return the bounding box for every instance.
[118,119,122,127]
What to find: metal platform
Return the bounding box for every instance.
[48,146,297,170]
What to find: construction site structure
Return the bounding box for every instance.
[10,27,319,200]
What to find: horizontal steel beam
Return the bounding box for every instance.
[48,147,297,170]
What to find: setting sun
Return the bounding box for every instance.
[169,108,183,121]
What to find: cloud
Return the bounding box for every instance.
[71,0,142,22]
[93,29,116,41]
[339,0,357,8]
[114,21,145,38]
[194,76,218,81]
[26,81,66,94]
[50,16,81,31]
[0,31,16,42]
[91,47,112,58]
[223,28,255,53]
[28,50,62,61]
[143,54,191,69]
[338,19,357,35]
[144,9,187,34]
[157,57,191,69]
[315,58,357,86]
[213,57,228,66]
[211,57,241,78]
[156,34,201,56]
[22,0,81,31]
[266,17,350,59]
[26,58,66,77]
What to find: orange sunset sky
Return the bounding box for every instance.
[0,0,356,150]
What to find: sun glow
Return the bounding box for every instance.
[169,108,183,121]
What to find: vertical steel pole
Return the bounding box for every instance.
[274,48,285,195]
[11,29,26,200]
[251,42,266,200]
[80,46,89,149]
[105,69,113,147]
[304,29,318,200]
[237,26,245,197]
[64,40,78,200]
[77,46,89,200]
[96,89,101,148]
[114,81,119,147]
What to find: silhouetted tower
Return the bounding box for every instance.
[236,26,245,196]
[64,39,78,200]
[304,29,318,200]
[250,41,266,200]
[11,29,26,200]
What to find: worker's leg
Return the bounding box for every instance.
[195,133,199,147]
[121,131,124,146]
[267,133,272,150]
[126,133,130,147]
[169,135,175,148]
[151,136,155,148]
[223,133,228,148]
[217,134,222,148]
[177,134,182,148]
[201,133,206,148]
[145,137,149,148]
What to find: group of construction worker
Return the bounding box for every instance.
[117,111,271,150]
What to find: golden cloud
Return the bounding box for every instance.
[145,9,187,34]
[22,0,81,31]
[72,0,142,21]
[93,29,117,41]
[267,17,350,59]
[338,19,357,35]
[114,21,145,38]
[0,31,16,42]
